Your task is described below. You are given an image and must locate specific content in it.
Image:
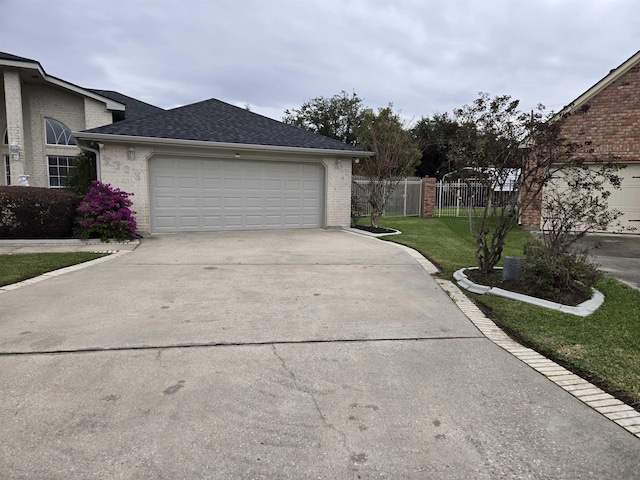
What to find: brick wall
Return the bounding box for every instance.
[23,84,84,187]
[84,97,113,129]
[561,64,640,163]
[323,157,352,228]
[521,62,640,229]
[421,177,436,218]
[3,70,26,184]
[100,143,153,232]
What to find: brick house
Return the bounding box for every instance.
[521,50,640,230]
[1,52,369,233]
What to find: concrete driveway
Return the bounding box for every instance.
[1,229,639,479]
[580,234,640,289]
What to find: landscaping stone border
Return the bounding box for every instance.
[437,277,640,440]
[341,227,402,238]
[453,267,604,317]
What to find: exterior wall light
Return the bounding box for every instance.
[10,141,20,161]
[128,147,135,160]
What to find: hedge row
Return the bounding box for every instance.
[0,187,80,239]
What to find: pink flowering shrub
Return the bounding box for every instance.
[75,181,138,241]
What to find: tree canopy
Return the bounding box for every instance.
[282,90,364,145]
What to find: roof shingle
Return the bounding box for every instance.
[83,98,364,152]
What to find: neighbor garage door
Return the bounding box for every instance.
[149,157,324,232]
[608,163,640,230]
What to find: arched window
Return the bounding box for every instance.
[2,130,7,144]
[45,118,76,146]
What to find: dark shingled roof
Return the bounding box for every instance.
[88,89,166,121]
[83,98,364,152]
[0,52,38,63]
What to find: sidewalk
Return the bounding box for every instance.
[0,238,140,254]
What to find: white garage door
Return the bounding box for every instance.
[610,163,640,230]
[149,157,324,232]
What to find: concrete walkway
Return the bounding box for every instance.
[0,230,638,479]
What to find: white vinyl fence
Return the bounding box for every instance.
[352,177,423,217]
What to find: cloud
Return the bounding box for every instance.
[2,0,638,120]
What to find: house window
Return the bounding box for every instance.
[48,156,75,188]
[3,155,9,186]
[45,118,76,146]
[2,130,7,145]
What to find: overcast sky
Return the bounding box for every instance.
[2,0,638,123]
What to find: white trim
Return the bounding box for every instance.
[71,131,373,157]
[0,58,125,111]
[560,50,640,115]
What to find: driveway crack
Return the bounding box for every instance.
[271,345,348,447]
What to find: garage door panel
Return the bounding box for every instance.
[265,197,282,208]
[155,196,175,208]
[202,177,222,189]
[178,177,199,189]
[202,216,222,227]
[180,217,199,228]
[156,216,177,228]
[245,179,262,190]
[178,197,199,208]
[202,196,221,208]
[246,197,263,208]
[149,158,324,232]
[154,176,175,188]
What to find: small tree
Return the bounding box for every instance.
[355,105,421,228]
[65,151,97,196]
[449,93,596,273]
[521,159,627,299]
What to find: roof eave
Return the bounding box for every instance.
[1,58,126,112]
[72,131,374,157]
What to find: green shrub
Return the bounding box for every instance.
[0,186,80,239]
[65,152,97,197]
[522,241,602,300]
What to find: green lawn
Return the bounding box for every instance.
[371,216,640,409]
[0,252,107,287]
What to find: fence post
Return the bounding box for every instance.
[421,177,436,218]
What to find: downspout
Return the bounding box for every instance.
[77,140,101,180]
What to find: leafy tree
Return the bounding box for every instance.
[283,90,364,145]
[355,105,422,228]
[450,93,571,273]
[450,92,628,274]
[65,151,97,197]
[411,112,459,178]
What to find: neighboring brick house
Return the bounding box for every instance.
[521,50,640,230]
[1,52,370,233]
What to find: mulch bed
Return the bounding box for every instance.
[351,225,398,234]
[465,269,591,306]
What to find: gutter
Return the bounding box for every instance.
[71,131,374,157]
[75,140,102,180]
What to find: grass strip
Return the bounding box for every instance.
[0,252,107,287]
